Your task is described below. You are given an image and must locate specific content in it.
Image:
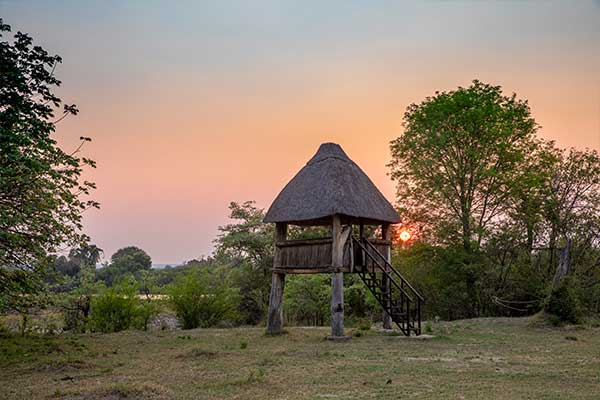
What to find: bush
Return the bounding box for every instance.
[356,318,372,331]
[284,275,329,326]
[136,297,161,331]
[168,268,240,329]
[344,274,377,319]
[88,279,140,333]
[227,263,271,325]
[544,278,582,325]
[62,295,91,333]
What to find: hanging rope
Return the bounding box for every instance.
[491,295,540,312]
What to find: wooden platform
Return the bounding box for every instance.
[273,237,391,274]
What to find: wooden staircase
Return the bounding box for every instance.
[352,236,424,336]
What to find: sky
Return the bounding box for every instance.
[2,1,599,264]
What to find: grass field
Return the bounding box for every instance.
[1,317,599,399]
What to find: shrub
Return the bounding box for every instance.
[88,280,140,333]
[544,278,582,325]
[357,318,372,331]
[424,321,433,334]
[62,295,91,333]
[168,268,240,329]
[284,275,329,326]
[136,298,161,331]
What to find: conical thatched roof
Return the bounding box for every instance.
[264,143,400,226]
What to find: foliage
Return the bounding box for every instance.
[168,267,240,329]
[151,258,216,288]
[49,244,104,332]
[97,246,152,286]
[389,81,600,322]
[284,275,330,326]
[62,295,91,333]
[215,201,273,324]
[136,295,161,331]
[344,274,378,321]
[544,278,582,325]
[389,80,538,251]
[88,279,140,333]
[0,19,98,308]
[227,263,270,325]
[215,201,274,273]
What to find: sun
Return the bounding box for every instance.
[399,230,411,242]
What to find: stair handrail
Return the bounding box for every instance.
[359,237,425,303]
[351,236,415,303]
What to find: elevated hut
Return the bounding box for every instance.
[264,143,423,338]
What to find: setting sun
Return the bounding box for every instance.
[399,230,411,242]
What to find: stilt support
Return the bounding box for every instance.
[266,222,287,335]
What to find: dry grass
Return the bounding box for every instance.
[1,317,599,399]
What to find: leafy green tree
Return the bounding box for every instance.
[389,80,538,252]
[69,244,103,271]
[543,148,600,284]
[215,201,274,275]
[0,19,98,310]
[58,244,104,331]
[97,246,151,285]
[215,201,274,324]
[52,243,103,280]
[54,255,80,278]
[505,139,559,254]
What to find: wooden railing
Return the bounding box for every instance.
[352,236,423,336]
[274,236,392,274]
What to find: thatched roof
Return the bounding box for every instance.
[264,143,400,226]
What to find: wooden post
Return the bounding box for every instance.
[267,223,287,334]
[358,223,365,269]
[381,223,393,330]
[330,214,346,339]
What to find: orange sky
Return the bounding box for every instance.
[3,1,599,263]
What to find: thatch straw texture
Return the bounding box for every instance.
[264,143,400,226]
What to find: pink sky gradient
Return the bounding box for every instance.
[3,1,599,263]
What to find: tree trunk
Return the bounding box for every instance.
[548,228,557,277]
[462,214,471,253]
[553,236,572,285]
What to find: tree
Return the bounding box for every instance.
[0,19,98,308]
[544,148,600,284]
[54,255,80,278]
[52,244,103,279]
[55,244,103,331]
[97,246,152,285]
[69,244,103,270]
[215,201,274,275]
[389,80,539,253]
[214,201,274,324]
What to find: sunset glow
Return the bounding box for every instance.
[3,1,598,263]
[399,230,411,243]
